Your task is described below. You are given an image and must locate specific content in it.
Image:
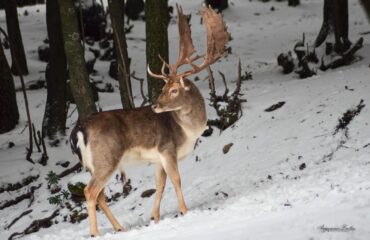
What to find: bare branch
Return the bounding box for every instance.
[206,66,216,100]
[233,58,242,96]
[131,71,148,107]
[0,27,34,164]
[218,71,228,100]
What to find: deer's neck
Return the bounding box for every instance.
[171,87,207,138]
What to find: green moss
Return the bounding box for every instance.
[67,182,86,197]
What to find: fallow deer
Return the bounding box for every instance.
[70,5,229,237]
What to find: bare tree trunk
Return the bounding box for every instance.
[360,0,370,21]
[4,0,29,76]
[58,0,97,120]
[108,0,134,109]
[0,41,19,133]
[42,0,68,139]
[125,0,144,21]
[145,0,169,102]
[314,0,350,53]
[314,0,334,48]
[288,0,300,7]
[333,0,350,53]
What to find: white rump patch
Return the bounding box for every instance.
[77,131,95,173]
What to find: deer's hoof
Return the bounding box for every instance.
[151,215,160,223]
[90,230,99,237]
[115,225,124,232]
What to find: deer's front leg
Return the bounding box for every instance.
[160,151,188,215]
[152,164,167,223]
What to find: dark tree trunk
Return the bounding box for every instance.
[42,0,68,139]
[4,0,29,76]
[314,0,334,48]
[360,0,370,21]
[58,0,97,120]
[333,0,350,53]
[108,0,134,109]
[314,0,350,53]
[0,42,19,134]
[1,0,46,8]
[145,0,169,102]
[125,0,144,21]
[204,0,228,12]
[288,0,300,7]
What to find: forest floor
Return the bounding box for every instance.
[1,0,370,239]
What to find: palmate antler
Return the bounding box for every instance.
[148,4,229,82]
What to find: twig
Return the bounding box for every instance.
[5,209,33,230]
[359,30,370,35]
[67,105,77,119]
[233,58,242,96]
[207,66,216,100]
[0,27,34,164]
[32,124,41,153]
[207,66,222,116]
[20,124,28,134]
[218,71,228,100]
[131,71,148,107]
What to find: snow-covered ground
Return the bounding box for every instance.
[1,0,370,239]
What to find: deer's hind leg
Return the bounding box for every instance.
[85,170,118,236]
[84,177,104,237]
[97,188,123,231]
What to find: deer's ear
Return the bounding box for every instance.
[180,77,190,91]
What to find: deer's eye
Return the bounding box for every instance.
[171,89,178,94]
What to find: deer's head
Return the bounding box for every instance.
[149,5,229,113]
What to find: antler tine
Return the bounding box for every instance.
[161,62,167,76]
[171,4,196,73]
[177,6,229,79]
[158,54,170,76]
[147,64,169,82]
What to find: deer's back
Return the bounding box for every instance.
[70,107,186,172]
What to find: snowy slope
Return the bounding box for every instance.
[1,0,370,240]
